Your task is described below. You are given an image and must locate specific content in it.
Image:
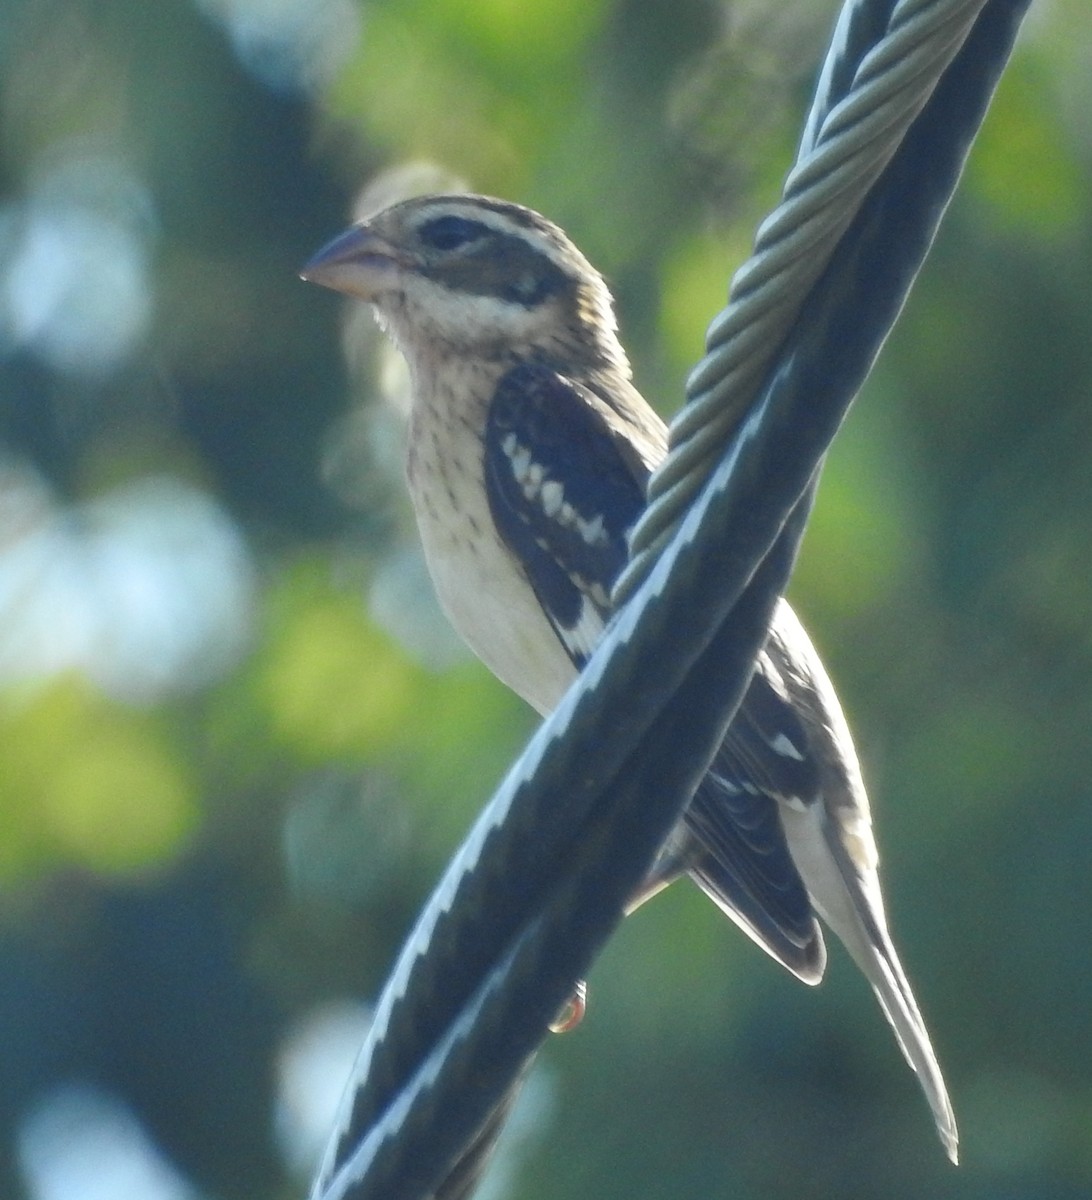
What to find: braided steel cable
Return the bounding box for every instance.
[615,0,994,601]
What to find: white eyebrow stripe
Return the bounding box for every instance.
[409,203,553,258]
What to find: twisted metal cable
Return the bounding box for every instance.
[614,0,989,602]
[318,458,812,1200]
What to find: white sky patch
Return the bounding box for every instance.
[195,0,361,92]
[0,149,155,377]
[0,464,255,702]
[275,999,375,1178]
[17,1082,201,1200]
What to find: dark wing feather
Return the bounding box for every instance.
[484,362,641,666]
[683,651,823,976]
[483,360,822,979]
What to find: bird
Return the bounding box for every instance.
[300,192,958,1161]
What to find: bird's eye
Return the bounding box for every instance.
[417,215,489,252]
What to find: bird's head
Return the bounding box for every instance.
[301,194,627,375]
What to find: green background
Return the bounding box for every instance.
[0,0,1090,1197]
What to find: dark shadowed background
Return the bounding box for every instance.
[0,1,1089,1197]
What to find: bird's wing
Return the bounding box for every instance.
[483,360,821,978]
[684,648,824,981]
[484,362,638,666]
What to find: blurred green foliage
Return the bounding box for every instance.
[0,0,1089,1198]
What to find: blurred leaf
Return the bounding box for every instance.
[326,0,606,194]
[259,561,424,761]
[659,225,749,382]
[792,395,925,625]
[384,660,531,846]
[966,51,1085,237]
[0,676,197,876]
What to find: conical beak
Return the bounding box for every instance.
[299,224,404,301]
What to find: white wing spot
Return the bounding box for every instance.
[557,594,606,663]
[708,770,741,796]
[587,582,609,608]
[499,432,610,550]
[540,480,564,516]
[575,512,607,548]
[770,732,805,761]
[506,441,532,487]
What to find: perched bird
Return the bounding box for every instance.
[301,193,958,1161]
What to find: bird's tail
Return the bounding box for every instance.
[782,803,959,1163]
[845,909,959,1164]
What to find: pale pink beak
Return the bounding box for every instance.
[299,224,404,301]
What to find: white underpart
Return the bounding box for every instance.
[405,362,583,717]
